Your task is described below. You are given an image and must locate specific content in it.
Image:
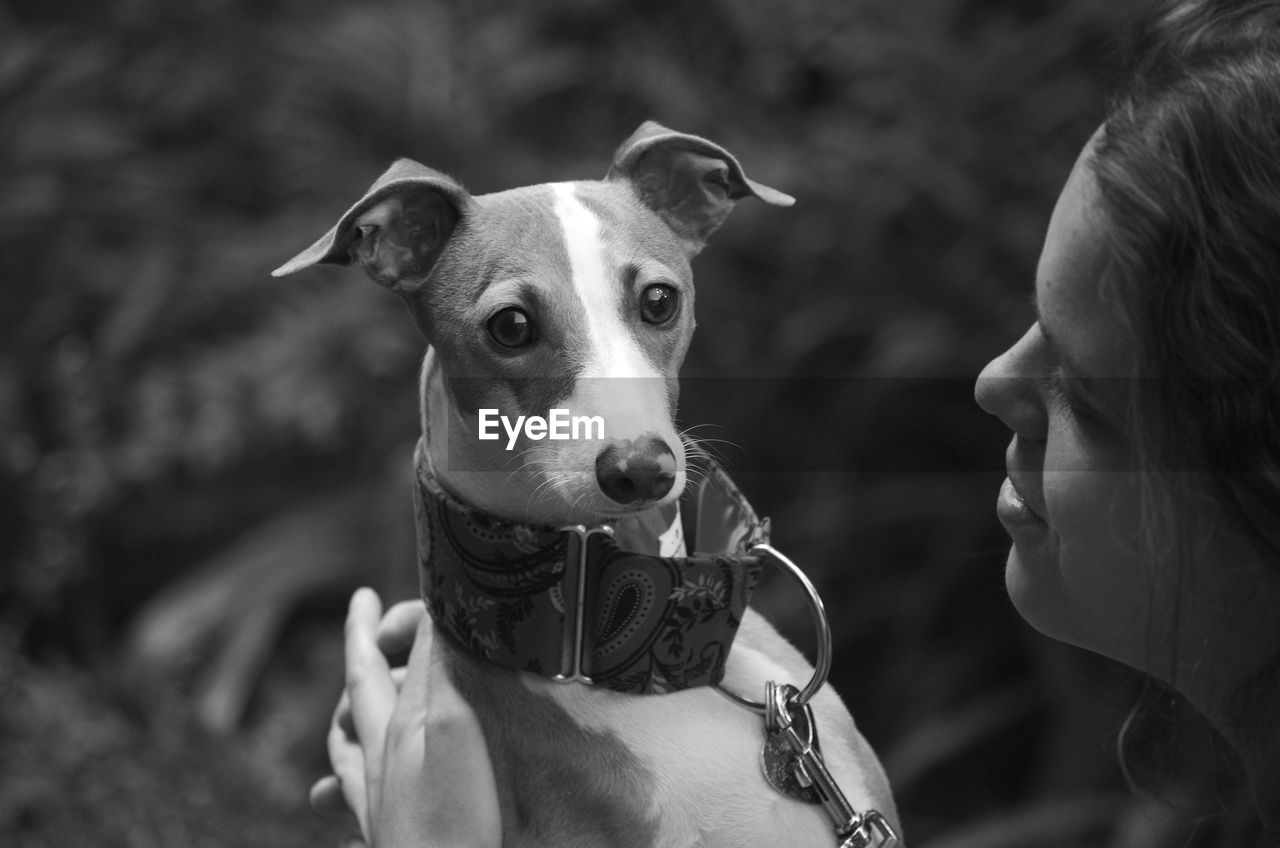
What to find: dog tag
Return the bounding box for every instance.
[760,682,820,803]
[763,682,902,848]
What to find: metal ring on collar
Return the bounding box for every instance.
[716,543,833,713]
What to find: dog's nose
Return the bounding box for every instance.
[595,437,676,505]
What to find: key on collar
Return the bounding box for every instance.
[761,681,902,848]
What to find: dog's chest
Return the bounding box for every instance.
[444,617,840,848]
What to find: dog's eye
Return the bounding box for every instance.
[488,307,535,348]
[639,284,678,325]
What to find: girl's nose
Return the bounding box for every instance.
[974,325,1048,442]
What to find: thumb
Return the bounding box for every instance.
[383,611,503,848]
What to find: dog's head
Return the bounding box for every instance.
[275,122,791,524]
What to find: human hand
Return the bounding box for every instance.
[310,589,502,848]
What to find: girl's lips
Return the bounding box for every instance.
[996,477,1056,563]
[997,476,1048,530]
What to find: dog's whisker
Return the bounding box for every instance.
[527,469,573,513]
[680,431,737,470]
[503,445,560,487]
[571,487,596,521]
[678,422,729,437]
[528,477,558,503]
[688,436,742,451]
[680,433,712,464]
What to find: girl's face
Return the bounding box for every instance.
[975,144,1155,672]
[974,142,1278,698]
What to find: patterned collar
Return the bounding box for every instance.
[412,440,768,695]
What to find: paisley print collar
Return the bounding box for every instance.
[412,440,768,695]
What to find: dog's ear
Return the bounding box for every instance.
[606,121,794,255]
[272,159,470,296]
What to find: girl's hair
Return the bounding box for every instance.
[1086,0,1280,836]
[1093,0,1280,565]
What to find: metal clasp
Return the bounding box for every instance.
[840,811,901,848]
[550,524,614,685]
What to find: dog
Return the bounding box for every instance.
[275,122,898,847]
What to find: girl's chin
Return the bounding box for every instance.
[1003,545,1068,640]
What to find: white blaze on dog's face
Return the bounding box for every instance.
[550,181,690,512]
[272,122,793,525]
[419,180,694,525]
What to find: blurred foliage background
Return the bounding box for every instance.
[0,0,1229,845]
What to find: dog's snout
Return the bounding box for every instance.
[595,437,676,505]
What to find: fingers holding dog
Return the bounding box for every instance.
[318,597,415,834]
[375,599,428,659]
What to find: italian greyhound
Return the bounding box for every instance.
[275,122,898,847]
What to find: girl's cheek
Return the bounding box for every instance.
[1042,420,1136,555]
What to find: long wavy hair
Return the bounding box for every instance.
[1087,0,1280,841]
